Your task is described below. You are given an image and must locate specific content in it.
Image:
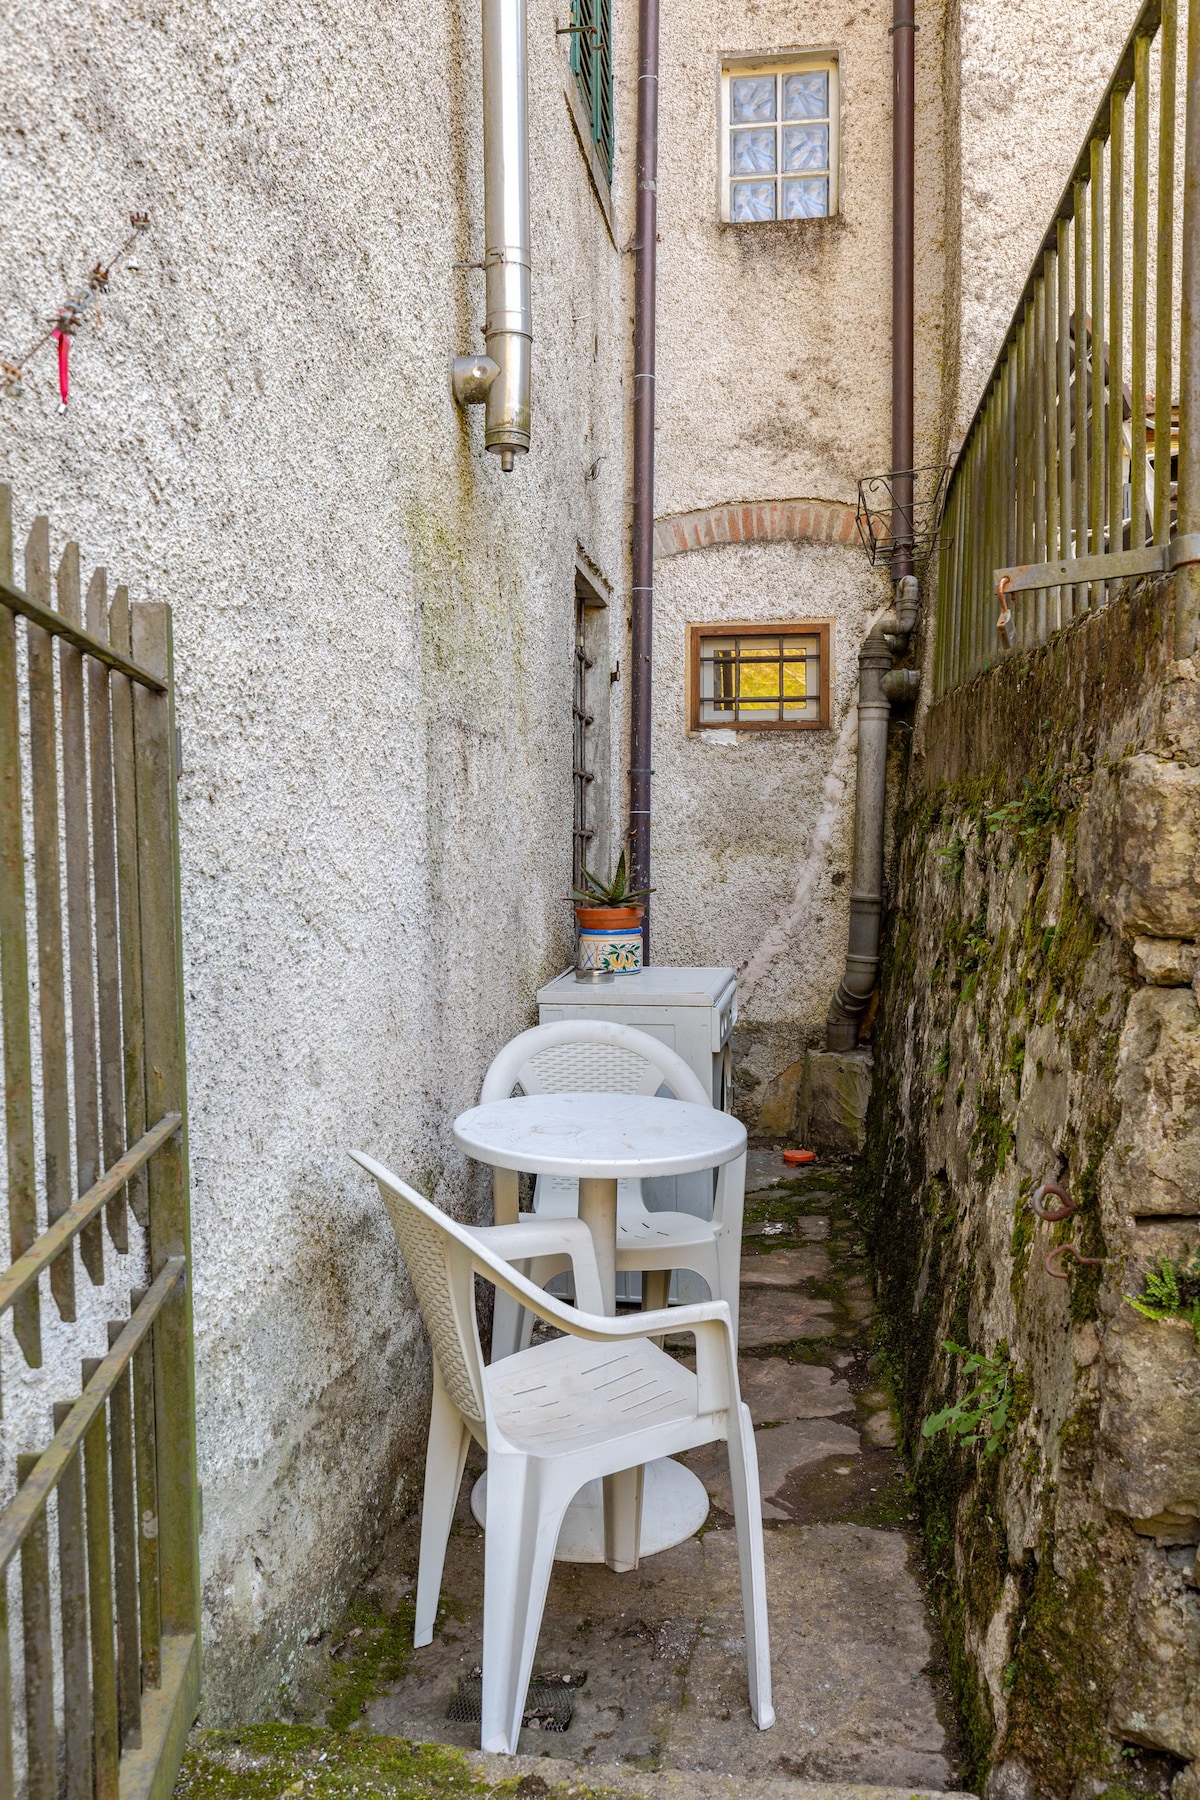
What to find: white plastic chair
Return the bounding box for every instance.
[480,1020,746,1357]
[349,1150,774,1756]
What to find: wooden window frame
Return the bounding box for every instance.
[686,619,832,732]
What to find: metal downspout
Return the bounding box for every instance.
[451,0,532,469]
[629,0,660,954]
[826,0,917,1051]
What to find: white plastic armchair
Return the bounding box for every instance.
[480,1020,746,1355]
[350,1150,773,1757]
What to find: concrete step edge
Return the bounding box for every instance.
[465,1750,979,1800]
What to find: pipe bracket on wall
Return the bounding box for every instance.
[452,356,501,406]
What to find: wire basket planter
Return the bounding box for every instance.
[855,464,951,569]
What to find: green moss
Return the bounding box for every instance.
[1000,1530,1119,1793]
[177,1726,645,1800]
[176,1727,492,1800]
[971,1084,1013,1183]
[308,1597,417,1731]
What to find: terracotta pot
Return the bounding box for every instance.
[574,905,645,931]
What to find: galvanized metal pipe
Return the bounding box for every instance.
[481,0,532,467]
[628,0,659,954]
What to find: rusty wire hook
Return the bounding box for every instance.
[1029,1181,1076,1222]
[1044,1242,1104,1280]
[996,574,1014,648]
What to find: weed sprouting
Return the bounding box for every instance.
[922,1341,1014,1458]
[1126,1248,1200,1343]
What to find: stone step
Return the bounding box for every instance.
[466,1750,979,1800]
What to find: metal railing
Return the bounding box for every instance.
[0,486,199,1798]
[934,0,1200,695]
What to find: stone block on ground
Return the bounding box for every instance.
[756,1057,807,1137]
[798,1053,873,1155]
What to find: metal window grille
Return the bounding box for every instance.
[689,622,830,729]
[570,0,614,184]
[572,594,595,888]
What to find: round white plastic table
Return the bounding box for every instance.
[452,1091,747,1563]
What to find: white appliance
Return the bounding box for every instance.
[536,966,738,1300]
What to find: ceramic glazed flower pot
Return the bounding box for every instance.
[574,905,644,975]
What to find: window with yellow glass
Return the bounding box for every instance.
[687,621,831,731]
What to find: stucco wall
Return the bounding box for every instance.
[648,0,949,1096]
[951,0,1140,439]
[1,0,630,1716]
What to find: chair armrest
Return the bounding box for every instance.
[462,1217,606,1315]
[473,1249,739,1407]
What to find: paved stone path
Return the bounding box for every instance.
[285,1148,969,1792]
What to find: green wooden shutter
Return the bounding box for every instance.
[570,0,613,183]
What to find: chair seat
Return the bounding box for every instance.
[486,1332,699,1457]
[532,1175,718,1247]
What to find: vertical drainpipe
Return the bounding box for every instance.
[890,0,916,580]
[452,0,532,469]
[825,0,918,1051]
[629,0,660,957]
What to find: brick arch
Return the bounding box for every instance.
[653,498,859,561]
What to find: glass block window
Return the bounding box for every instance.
[688,622,831,730]
[721,58,839,222]
[570,0,614,184]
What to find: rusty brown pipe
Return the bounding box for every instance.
[628,0,660,957]
[890,0,916,581]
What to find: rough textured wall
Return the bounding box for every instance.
[649,0,949,1105]
[866,577,1200,1797]
[1,0,629,1716]
[651,538,884,1116]
[952,0,1139,437]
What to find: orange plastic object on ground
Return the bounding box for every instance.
[782,1149,816,1166]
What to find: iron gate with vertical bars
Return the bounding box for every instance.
[0,484,199,1800]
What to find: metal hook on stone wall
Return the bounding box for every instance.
[1044,1242,1104,1280]
[1028,1181,1076,1222]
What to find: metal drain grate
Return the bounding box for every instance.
[447,1669,581,1732]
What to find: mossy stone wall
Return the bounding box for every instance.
[866,576,1200,1800]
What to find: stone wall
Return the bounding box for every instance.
[866,575,1200,1797]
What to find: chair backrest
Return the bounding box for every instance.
[349,1152,491,1432]
[479,1019,710,1107]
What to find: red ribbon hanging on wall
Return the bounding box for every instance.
[52,328,69,409]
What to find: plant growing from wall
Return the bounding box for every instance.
[985,764,1067,866]
[923,1341,1014,1458]
[1125,1248,1200,1344]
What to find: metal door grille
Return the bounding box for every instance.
[572,596,595,891]
[0,484,199,1800]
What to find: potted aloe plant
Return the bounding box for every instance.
[572,853,652,976]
